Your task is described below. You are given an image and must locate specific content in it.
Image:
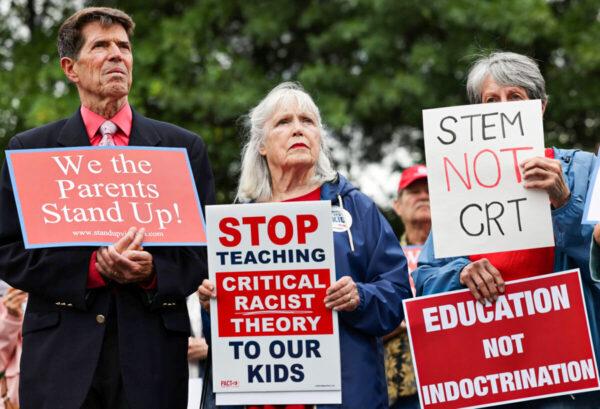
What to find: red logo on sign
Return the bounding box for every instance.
[220,380,240,388]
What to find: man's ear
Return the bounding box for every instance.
[393,197,403,218]
[60,57,78,83]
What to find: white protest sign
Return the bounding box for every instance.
[206,201,341,405]
[423,100,554,258]
[582,158,600,224]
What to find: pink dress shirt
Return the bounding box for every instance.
[81,104,155,289]
[81,103,132,147]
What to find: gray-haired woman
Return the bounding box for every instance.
[466,51,548,106]
[415,51,600,409]
[199,82,412,408]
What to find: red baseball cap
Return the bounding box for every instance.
[398,164,428,191]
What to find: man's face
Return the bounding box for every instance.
[393,179,431,225]
[66,21,133,101]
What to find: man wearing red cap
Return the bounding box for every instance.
[384,164,431,409]
[393,164,430,246]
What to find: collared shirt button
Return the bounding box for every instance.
[96,314,106,324]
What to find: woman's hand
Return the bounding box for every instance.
[521,157,570,208]
[187,336,209,361]
[2,288,27,318]
[197,279,216,311]
[325,276,360,312]
[594,224,600,246]
[459,259,505,304]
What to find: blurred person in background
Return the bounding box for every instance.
[414,51,600,408]
[392,165,430,248]
[199,82,412,409]
[384,164,430,409]
[0,284,27,409]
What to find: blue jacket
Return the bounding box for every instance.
[319,174,412,409]
[206,174,411,409]
[414,148,600,407]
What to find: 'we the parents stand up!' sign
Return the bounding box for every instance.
[6,147,206,247]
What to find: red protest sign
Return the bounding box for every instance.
[215,269,333,337]
[6,147,206,247]
[404,270,599,409]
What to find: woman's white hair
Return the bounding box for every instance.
[236,82,337,202]
[466,51,548,104]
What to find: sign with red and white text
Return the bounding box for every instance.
[582,156,600,224]
[5,147,206,247]
[206,202,341,405]
[402,245,422,296]
[423,100,554,258]
[404,270,599,409]
[403,245,423,274]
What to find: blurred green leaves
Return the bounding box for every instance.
[1,0,598,203]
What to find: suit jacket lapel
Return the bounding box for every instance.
[56,109,90,147]
[129,109,161,146]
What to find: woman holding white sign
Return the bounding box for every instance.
[415,51,600,408]
[199,82,411,409]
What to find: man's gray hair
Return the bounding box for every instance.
[466,51,548,104]
[236,82,337,203]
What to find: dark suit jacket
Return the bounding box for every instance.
[0,109,215,409]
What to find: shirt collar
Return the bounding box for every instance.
[80,103,133,142]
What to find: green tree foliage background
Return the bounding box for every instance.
[1,0,599,206]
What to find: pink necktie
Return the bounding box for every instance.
[99,120,117,146]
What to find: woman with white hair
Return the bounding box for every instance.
[415,51,600,408]
[199,82,411,409]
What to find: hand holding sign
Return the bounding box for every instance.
[96,227,154,284]
[197,279,215,311]
[459,258,505,304]
[521,156,570,208]
[324,276,360,312]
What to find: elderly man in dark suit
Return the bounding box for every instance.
[0,7,214,409]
